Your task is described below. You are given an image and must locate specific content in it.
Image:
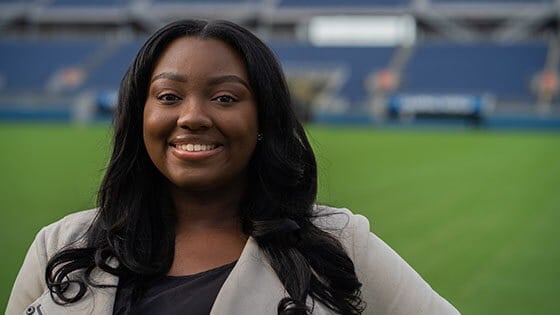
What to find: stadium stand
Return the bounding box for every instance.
[278,0,410,7]
[431,0,551,3]
[84,39,146,90]
[154,0,258,3]
[0,0,30,4]
[271,42,395,109]
[0,39,103,92]
[399,42,547,103]
[0,0,559,127]
[49,0,130,7]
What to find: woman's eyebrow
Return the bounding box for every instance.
[151,72,188,83]
[207,75,251,91]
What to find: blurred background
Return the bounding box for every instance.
[1,0,559,314]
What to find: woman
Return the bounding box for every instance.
[7,20,459,315]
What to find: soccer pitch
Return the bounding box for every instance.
[1,123,559,314]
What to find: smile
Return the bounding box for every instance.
[170,142,224,161]
[175,144,217,152]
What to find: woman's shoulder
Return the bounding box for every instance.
[311,205,371,233]
[44,208,98,228]
[312,205,460,314]
[311,205,372,259]
[37,208,99,257]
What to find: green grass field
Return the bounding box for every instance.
[1,123,559,314]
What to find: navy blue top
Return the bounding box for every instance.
[113,261,237,315]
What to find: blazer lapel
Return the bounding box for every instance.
[210,237,288,315]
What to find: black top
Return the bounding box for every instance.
[113,261,237,315]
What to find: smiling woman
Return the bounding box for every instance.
[7,20,459,315]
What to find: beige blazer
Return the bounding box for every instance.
[6,207,460,315]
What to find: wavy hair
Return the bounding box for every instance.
[46,19,364,314]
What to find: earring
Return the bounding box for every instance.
[257,133,264,142]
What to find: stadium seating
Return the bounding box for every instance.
[1,0,558,126]
[278,0,410,7]
[0,39,103,92]
[0,38,549,106]
[270,42,395,109]
[399,42,547,103]
[153,0,259,3]
[49,0,129,6]
[84,39,146,90]
[432,0,551,3]
[0,0,30,4]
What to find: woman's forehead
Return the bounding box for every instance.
[151,37,249,82]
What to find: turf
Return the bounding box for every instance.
[1,123,559,314]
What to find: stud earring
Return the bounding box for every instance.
[257,133,264,142]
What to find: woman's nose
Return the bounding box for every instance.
[177,97,213,130]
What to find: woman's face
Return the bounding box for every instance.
[143,36,258,193]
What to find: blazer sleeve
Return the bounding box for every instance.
[6,209,97,315]
[348,212,460,314]
[6,227,49,315]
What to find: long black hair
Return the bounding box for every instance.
[46,20,364,314]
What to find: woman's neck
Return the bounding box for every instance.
[170,181,246,235]
[168,182,249,276]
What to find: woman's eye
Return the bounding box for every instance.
[214,95,236,104]
[157,93,181,103]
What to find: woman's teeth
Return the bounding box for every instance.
[176,144,216,152]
